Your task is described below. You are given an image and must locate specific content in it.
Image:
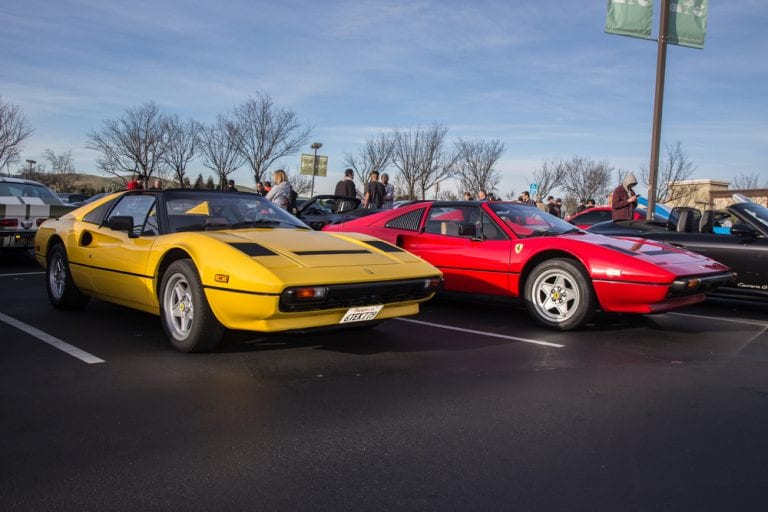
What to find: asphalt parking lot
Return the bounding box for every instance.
[2,250,767,511]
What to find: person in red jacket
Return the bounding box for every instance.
[611,172,639,220]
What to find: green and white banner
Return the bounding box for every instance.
[605,0,653,40]
[667,0,707,49]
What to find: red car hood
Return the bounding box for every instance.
[574,232,730,274]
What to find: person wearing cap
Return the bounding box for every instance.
[381,172,395,209]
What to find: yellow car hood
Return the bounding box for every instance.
[199,228,422,270]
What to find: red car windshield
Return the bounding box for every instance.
[489,203,580,238]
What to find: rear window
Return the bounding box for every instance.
[0,182,63,205]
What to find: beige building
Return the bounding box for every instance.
[667,179,768,210]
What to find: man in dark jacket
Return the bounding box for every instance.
[611,172,639,220]
[334,169,357,198]
[334,168,357,212]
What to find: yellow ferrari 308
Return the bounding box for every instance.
[34,189,442,352]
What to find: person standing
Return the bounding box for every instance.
[546,196,558,216]
[555,198,564,218]
[265,170,293,210]
[477,189,489,201]
[611,172,639,221]
[334,169,357,198]
[463,192,473,201]
[225,179,237,192]
[520,191,536,206]
[255,182,266,196]
[363,170,385,209]
[381,173,395,209]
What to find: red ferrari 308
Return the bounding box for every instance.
[324,201,735,330]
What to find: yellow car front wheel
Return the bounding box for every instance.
[160,259,224,352]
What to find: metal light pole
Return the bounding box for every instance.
[26,159,37,176]
[647,0,670,220]
[310,142,322,197]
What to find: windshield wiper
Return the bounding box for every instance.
[230,219,283,229]
[526,229,556,238]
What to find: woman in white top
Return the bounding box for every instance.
[265,169,293,210]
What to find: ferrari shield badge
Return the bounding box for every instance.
[514,243,524,255]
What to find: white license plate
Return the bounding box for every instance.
[339,305,384,324]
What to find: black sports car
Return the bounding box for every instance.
[295,195,381,230]
[587,196,768,302]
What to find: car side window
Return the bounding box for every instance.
[83,197,120,225]
[424,206,480,238]
[105,195,157,236]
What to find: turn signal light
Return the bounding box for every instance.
[295,287,328,300]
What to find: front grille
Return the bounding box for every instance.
[279,278,442,312]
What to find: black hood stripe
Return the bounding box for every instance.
[229,243,277,256]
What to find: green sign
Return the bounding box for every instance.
[605,0,653,40]
[300,154,328,177]
[667,0,707,49]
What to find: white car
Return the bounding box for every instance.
[0,177,74,250]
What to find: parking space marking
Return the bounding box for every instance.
[670,311,768,327]
[395,318,565,348]
[0,312,105,364]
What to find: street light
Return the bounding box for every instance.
[25,159,37,177]
[310,142,322,197]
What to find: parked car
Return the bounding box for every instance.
[34,189,443,352]
[324,201,735,330]
[1,177,74,250]
[566,200,673,230]
[295,194,382,230]
[566,206,642,229]
[57,192,91,205]
[587,195,768,302]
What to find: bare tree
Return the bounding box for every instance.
[41,149,78,192]
[344,132,394,191]
[528,158,567,202]
[230,94,311,185]
[86,101,169,186]
[454,138,505,197]
[0,98,34,175]
[732,171,761,190]
[287,171,312,196]
[391,124,457,200]
[198,115,244,189]
[163,115,201,188]
[559,156,614,205]
[641,141,695,204]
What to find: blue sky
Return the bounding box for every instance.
[2,0,766,196]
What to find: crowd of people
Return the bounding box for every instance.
[123,167,639,221]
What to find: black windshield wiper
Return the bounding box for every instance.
[526,229,556,238]
[230,219,283,229]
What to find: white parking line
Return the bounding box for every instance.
[395,318,565,348]
[0,312,105,364]
[669,311,768,327]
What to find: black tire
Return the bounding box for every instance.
[159,259,224,352]
[523,258,595,330]
[46,244,90,310]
